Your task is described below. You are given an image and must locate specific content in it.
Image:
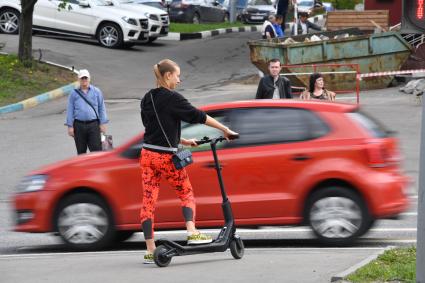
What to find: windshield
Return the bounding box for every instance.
[134,0,165,8]
[92,0,114,5]
[247,0,272,5]
[298,0,313,6]
[118,0,134,3]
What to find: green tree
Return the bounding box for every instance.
[18,0,69,67]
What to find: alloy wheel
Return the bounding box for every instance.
[0,11,19,34]
[309,196,362,239]
[58,203,109,245]
[99,26,119,47]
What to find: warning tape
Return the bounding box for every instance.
[358,69,425,79]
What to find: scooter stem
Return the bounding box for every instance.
[210,141,228,203]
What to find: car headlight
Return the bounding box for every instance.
[16,175,48,193]
[122,16,138,26]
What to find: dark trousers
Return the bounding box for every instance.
[73,120,102,155]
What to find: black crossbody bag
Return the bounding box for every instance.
[149,92,193,170]
[74,89,99,121]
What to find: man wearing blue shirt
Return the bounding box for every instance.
[65,69,109,154]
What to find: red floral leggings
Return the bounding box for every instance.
[139,149,196,239]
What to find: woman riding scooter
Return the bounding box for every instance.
[139,59,238,264]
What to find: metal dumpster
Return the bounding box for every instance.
[248,30,412,90]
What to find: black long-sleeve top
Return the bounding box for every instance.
[140,87,207,148]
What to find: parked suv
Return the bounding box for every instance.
[110,0,170,43]
[0,0,149,48]
[13,100,408,250]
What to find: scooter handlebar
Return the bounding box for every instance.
[194,134,239,145]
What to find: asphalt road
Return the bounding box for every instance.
[0,31,421,282]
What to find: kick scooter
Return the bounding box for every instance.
[153,135,244,267]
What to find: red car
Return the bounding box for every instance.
[13,100,409,250]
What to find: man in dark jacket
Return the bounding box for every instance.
[291,12,323,36]
[256,58,292,99]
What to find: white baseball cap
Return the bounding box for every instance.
[78,69,90,79]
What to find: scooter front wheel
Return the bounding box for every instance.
[230,237,244,259]
[154,245,172,267]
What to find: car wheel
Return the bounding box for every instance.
[97,22,123,49]
[0,8,20,34]
[148,37,157,43]
[306,187,371,245]
[192,13,201,24]
[114,231,135,243]
[55,193,115,250]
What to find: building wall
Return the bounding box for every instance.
[364,0,401,26]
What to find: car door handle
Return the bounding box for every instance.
[291,154,312,161]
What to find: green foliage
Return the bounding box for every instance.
[326,0,362,10]
[0,54,76,106]
[169,22,246,33]
[346,246,416,283]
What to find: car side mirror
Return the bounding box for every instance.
[213,0,220,6]
[79,0,90,7]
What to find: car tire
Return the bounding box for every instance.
[148,37,158,43]
[192,12,201,24]
[114,230,135,243]
[0,8,20,34]
[306,187,371,246]
[96,22,123,49]
[54,193,115,250]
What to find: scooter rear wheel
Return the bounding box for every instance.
[154,245,172,267]
[230,238,244,259]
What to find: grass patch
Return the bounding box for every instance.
[169,22,248,33]
[346,246,416,283]
[0,54,77,107]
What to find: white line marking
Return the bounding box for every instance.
[400,212,418,216]
[0,247,393,260]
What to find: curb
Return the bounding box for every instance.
[160,25,261,41]
[160,14,325,41]
[330,246,394,282]
[0,54,79,115]
[158,14,325,41]
[0,81,79,114]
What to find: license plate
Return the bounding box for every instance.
[251,16,263,20]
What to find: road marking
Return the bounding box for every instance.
[0,246,392,260]
[400,212,418,216]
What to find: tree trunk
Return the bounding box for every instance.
[18,0,37,67]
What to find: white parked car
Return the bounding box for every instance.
[110,0,170,43]
[0,0,150,48]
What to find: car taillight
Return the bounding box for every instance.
[365,141,401,168]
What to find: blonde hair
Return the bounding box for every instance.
[153,59,179,89]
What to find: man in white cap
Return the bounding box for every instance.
[65,69,109,154]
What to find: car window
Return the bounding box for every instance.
[181,111,231,152]
[346,111,391,138]
[248,0,272,5]
[230,107,329,147]
[121,111,231,159]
